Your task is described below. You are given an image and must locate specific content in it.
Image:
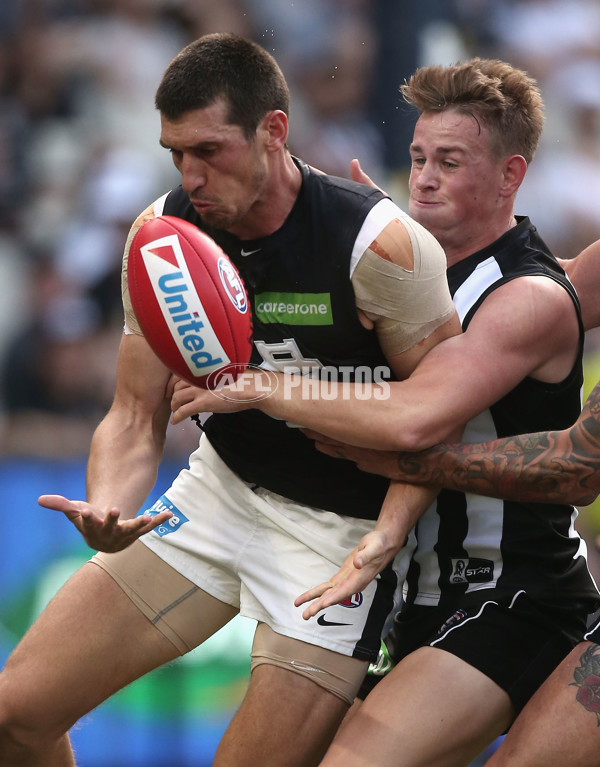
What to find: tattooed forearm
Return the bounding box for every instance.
[393,380,600,505]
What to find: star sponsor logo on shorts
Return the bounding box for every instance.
[137,495,189,537]
[450,558,494,584]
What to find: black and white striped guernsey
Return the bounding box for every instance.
[404,216,600,614]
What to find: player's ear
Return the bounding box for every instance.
[261,110,288,152]
[500,154,527,197]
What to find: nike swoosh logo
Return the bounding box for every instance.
[240,247,261,257]
[317,615,351,627]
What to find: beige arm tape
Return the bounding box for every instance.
[122,193,170,335]
[351,210,455,356]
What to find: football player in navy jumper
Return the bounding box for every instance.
[170,59,600,766]
[0,34,460,767]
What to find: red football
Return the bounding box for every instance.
[128,215,252,388]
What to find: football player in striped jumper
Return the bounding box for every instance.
[308,238,600,767]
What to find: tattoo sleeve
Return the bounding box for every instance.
[393,380,600,505]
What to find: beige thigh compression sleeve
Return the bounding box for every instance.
[250,622,369,705]
[91,541,239,654]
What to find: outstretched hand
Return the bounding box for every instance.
[38,494,173,552]
[294,530,392,620]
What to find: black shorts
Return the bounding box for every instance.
[360,589,589,713]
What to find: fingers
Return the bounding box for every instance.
[171,402,199,425]
[302,598,331,621]
[353,538,380,567]
[314,440,346,459]
[352,535,388,573]
[173,376,190,389]
[301,429,344,446]
[38,494,76,511]
[294,582,333,608]
[300,428,324,441]
[166,374,182,399]
[134,511,173,536]
[79,507,119,531]
[349,158,371,186]
[80,510,174,552]
[38,495,89,525]
[349,158,364,183]
[295,586,342,621]
[38,494,174,552]
[301,430,352,460]
[170,385,196,413]
[294,577,351,621]
[91,509,172,536]
[170,381,215,424]
[349,158,383,192]
[295,535,388,620]
[314,439,361,464]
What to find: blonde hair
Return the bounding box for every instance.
[401,58,544,164]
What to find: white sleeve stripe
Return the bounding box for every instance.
[349,198,409,278]
[153,192,169,217]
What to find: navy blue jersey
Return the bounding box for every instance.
[162,159,395,518]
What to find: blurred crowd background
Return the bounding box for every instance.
[2,1,600,764]
[2,0,600,460]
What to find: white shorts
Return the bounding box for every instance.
[138,436,403,661]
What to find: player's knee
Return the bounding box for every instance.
[0,708,60,758]
[0,675,66,756]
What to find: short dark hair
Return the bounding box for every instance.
[155,33,290,139]
[401,58,544,164]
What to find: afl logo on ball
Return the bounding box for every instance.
[218,256,248,314]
